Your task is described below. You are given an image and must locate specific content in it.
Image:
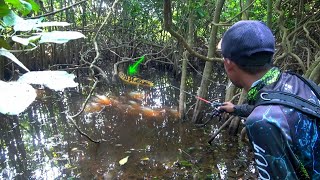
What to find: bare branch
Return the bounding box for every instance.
[30,0,88,19]
[163,0,222,63]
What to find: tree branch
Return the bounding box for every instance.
[91,0,120,67]
[163,0,222,63]
[30,0,88,19]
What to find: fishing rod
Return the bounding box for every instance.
[169,84,226,145]
[169,85,222,107]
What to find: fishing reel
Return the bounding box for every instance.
[195,101,224,128]
[210,101,224,117]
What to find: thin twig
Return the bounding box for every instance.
[66,115,101,143]
[66,80,101,143]
[70,80,98,118]
[91,0,120,67]
[30,0,88,19]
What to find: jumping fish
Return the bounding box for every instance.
[128,91,145,101]
[95,95,113,106]
[140,107,164,117]
[85,102,103,113]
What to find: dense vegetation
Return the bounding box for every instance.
[1,0,320,138]
[0,0,319,178]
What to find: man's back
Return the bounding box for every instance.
[246,73,320,179]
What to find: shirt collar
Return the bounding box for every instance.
[247,67,281,102]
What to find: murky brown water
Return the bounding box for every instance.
[0,69,257,179]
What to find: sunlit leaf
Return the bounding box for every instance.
[18,71,78,91]
[119,156,129,166]
[64,163,72,169]
[5,0,23,10]
[71,148,79,152]
[36,21,70,27]
[5,0,31,15]
[13,17,42,31]
[12,35,41,46]
[53,152,57,157]
[12,36,30,45]
[2,11,42,31]
[38,31,85,44]
[0,38,11,49]
[0,48,30,72]
[140,157,149,161]
[0,80,36,115]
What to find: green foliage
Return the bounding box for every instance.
[0,0,10,17]
[0,37,10,49]
[5,0,33,16]
[25,0,39,12]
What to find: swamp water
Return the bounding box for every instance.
[0,70,257,179]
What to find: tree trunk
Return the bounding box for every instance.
[192,0,225,123]
[224,80,236,101]
[227,0,253,134]
[228,90,246,135]
[179,10,194,119]
[266,0,272,28]
[308,57,320,85]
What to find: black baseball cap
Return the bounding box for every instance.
[221,20,275,67]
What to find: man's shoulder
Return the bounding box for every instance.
[246,105,286,126]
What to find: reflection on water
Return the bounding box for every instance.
[0,72,257,179]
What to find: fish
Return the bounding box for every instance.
[166,108,180,118]
[118,72,154,87]
[85,102,103,113]
[126,105,141,116]
[141,107,163,117]
[94,95,113,106]
[128,100,141,109]
[128,91,145,101]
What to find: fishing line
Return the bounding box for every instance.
[187,61,228,87]
[169,85,221,106]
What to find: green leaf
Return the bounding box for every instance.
[3,10,21,27]
[25,0,39,12]
[20,0,32,15]
[0,38,11,49]
[179,160,192,167]
[119,156,129,166]
[5,0,33,16]
[196,8,205,18]
[0,48,30,72]
[0,0,10,17]
[38,31,86,44]
[5,0,23,10]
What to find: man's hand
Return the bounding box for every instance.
[218,101,235,113]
